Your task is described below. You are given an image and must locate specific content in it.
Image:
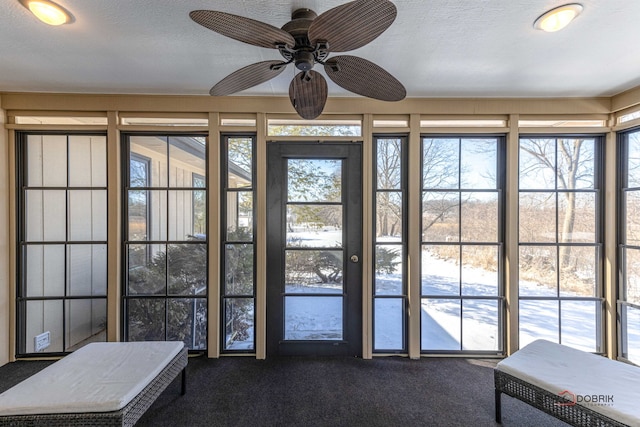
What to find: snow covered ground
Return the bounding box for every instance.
[227,227,640,362]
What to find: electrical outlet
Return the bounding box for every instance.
[34,331,50,352]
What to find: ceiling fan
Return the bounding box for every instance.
[189,0,406,119]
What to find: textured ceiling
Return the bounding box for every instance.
[1,0,639,98]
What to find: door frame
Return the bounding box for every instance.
[266,141,363,357]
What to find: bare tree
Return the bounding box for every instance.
[520,138,594,270]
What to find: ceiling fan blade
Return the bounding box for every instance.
[308,0,397,52]
[210,60,288,96]
[289,70,328,120]
[190,10,295,49]
[324,55,406,101]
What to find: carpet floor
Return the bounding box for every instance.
[0,355,568,426]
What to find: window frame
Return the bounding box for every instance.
[15,131,109,356]
[518,134,606,354]
[220,133,257,353]
[617,127,640,364]
[420,134,506,355]
[121,132,208,351]
[372,134,408,353]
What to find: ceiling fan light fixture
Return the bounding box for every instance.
[534,3,583,32]
[20,0,73,26]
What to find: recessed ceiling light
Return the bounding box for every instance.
[19,0,73,26]
[534,3,583,32]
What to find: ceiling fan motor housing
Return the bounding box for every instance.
[281,8,319,71]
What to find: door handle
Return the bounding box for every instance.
[350,255,359,263]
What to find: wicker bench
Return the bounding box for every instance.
[495,339,640,426]
[0,341,187,427]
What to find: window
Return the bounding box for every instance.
[267,119,361,137]
[421,136,504,353]
[123,134,207,350]
[221,135,256,351]
[518,136,603,352]
[373,136,407,352]
[619,129,640,364]
[17,133,108,355]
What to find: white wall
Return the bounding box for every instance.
[0,97,9,366]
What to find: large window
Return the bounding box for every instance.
[518,136,603,352]
[421,136,504,353]
[17,133,108,355]
[123,134,207,350]
[373,136,407,352]
[221,135,256,351]
[619,129,640,364]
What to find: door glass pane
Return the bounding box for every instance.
[286,205,342,247]
[224,298,254,350]
[374,298,403,350]
[421,298,461,351]
[288,159,341,202]
[285,250,343,293]
[462,299,499,351]
[284,296,343,340]
[519,300,559,347]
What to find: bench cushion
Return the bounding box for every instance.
[0,341,184,416]
[496,339,640,426]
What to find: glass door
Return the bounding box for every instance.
[266,142,362,356]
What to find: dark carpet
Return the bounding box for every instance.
[0,355,568,427]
